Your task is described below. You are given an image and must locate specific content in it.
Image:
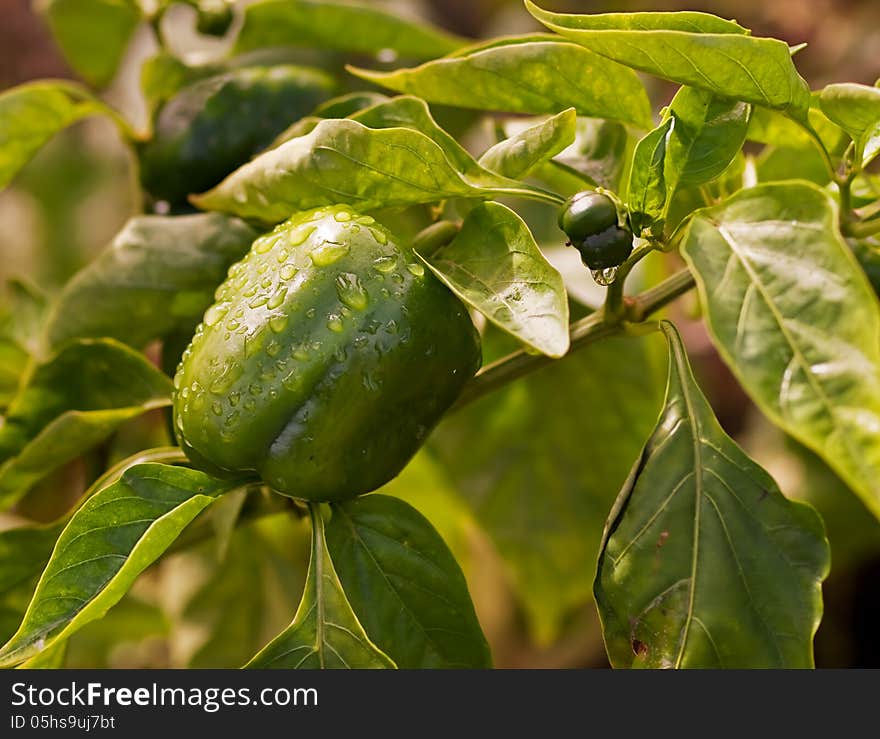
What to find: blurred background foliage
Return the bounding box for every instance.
[1,0,879,668]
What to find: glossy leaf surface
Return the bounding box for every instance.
[420,202,569,357]
[0,464,231,667]
[680,182,880,519]
[595,322,829,668]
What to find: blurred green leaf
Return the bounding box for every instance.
[350,36,653,129]
[596,322,829,668]
[420,202,570,357]
[235,0,466,59]
[46,214,259,350]
[0,339,172,508]
[850,237,880,297]
[0,463,233,667]
[65,595,169,668]
[527,2,811,118]
[755,145,831,186]
[41,0,142,88]
[0,81,111,190]
[140,52,222,120]
[192,119,558,224]
[0,523,63,643]
[680,182,880,521]
[0,280,48,409]
[326,494,490,668]
[479,108,576,180]
[246,505,395,669]
[184,517,309,668]
[430,331,665,643]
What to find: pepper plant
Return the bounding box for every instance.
[1,0,879,669]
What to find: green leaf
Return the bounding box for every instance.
[0,81,110,190]
[850,237,880,297]
[245,505,395,669]
[312,92,391,119]
[419,202,569,358]
[140,52,222,120]
[326,494,490,668]
[347,96,481,177]
[0,340,172,508]
[819,83,880,141]
[0,523,64,643]
[526,2,811,117]
[0,280,48,409]
[349,37,653,130]
[234,0,465,59]
[595,321,829,668]
[45,214,259,350]
[679,182,880,520]
[183,518,309,668]
[0,463,232,667]
[65,594,169,668]
[41,0,142,88]
[627,118,673,236]
[479,108,576,179]
[191,118,559,223]
[664,86,751,196]
[747,105,845,156]
[430,331,665,642]
[552,116,631,191]
[754,145,831,187]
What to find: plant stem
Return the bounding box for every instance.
[603,241,656,322]
[845,218,880,239]
[452,268,696,411]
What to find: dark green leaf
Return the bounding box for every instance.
[664,86,751,195]
[0,81,110,190]
[419,202,569,357]
[350,37,653,130]
[45,213,259,350]
[184,518,309,668]
[430,331,665,642]
[627,118,672,236]
[65,595,169,668]
[549,116,631,191]
[595,321,829,668]
[234,0,465,59]
[191,118,559,223]
[479,108,576,179]
[527,2,811,117]
[245,506,395,669]
[0,463,232,667]
[326,494,490,668]
[0,340,172,508]
[679,182,880,520]
[42,0,142,88]
[850,237,880,297]
[140,52,222,119]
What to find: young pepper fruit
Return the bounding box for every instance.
[558,191,634,270]
[173,206,482,501]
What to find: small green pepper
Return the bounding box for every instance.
[558,190,634,270]
[558,191,619,243]
[173,206,481,502]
